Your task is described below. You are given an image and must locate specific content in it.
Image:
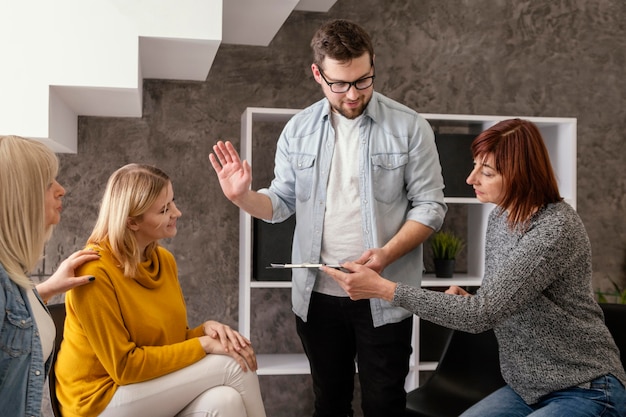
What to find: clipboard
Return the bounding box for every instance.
[268,263,342,269]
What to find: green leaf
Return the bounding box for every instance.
[431,231,464,260]
[595,279,626,304]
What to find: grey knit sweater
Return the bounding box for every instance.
[393,201,626,404]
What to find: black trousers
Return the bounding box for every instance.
[296,292,413,417]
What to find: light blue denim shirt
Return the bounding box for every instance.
[259,92,446,327]
[0,263,50,417]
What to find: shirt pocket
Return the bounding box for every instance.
[0,307,34,358]
[371,153,408,203]
[291,154,316,202]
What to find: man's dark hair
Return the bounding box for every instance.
[310,19,374,67]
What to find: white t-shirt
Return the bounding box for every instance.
[28,289,55,362]
[315,112,365,296]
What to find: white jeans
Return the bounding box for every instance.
[98,354,266,417]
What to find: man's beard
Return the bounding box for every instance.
[331,95,371,120]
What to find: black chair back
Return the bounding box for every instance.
[406,327,505,417]
[47,303,66,417]
[599,303,626,367]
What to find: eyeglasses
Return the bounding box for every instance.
[317,66,376,93]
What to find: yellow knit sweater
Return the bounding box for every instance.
[55,243,206,417]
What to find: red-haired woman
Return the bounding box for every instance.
[323,119,626,417]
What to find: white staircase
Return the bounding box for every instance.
[0,0,336,153]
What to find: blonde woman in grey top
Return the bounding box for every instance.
[323,119,626,416]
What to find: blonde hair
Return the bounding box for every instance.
[0,135,59,288]
[88,163,170,277]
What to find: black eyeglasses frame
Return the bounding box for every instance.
[317,66,376,93]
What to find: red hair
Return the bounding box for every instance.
[471,119,562,230]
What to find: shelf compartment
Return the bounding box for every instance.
[256,353,439,376]
[257,353,311,375]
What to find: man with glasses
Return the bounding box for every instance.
[210,19,446,417]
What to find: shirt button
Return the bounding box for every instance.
[35,370,41,376]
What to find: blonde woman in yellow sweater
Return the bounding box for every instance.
[55,164,266,417]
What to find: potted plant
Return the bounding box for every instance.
[431,230,464,278]
[595,278,626,304]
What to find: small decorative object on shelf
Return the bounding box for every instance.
[431,230,464,278]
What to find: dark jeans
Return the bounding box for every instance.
[296,292,413,417]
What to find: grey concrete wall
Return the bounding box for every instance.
[41,1,625,416]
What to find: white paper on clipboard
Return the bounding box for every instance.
[268,263,342,269]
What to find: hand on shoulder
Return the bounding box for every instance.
[35,248,100,302]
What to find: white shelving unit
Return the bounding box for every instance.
[238,107,577,388]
